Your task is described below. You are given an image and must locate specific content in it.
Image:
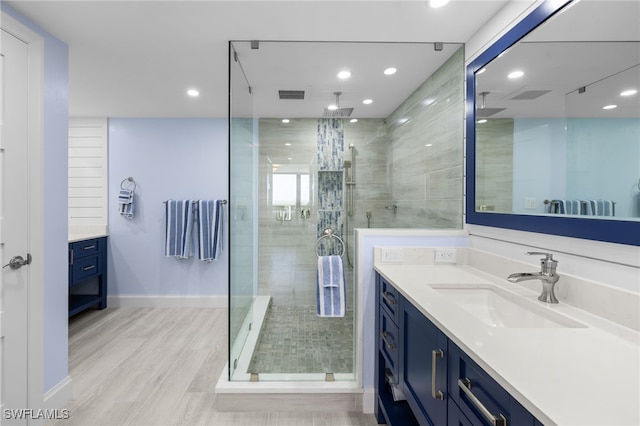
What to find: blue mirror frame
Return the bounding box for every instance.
[465,0,640,246]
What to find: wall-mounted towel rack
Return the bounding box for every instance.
[316,227,345,257]
[163,200,227,204]
[120,177,136,191]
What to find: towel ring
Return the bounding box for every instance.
[316,228,345,257]
[120,177,136,191]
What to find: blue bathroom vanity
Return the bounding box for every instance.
[373,261,639,426]
[68,236,108,317]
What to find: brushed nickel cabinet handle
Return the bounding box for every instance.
[458,378,507,426]
[380,331,396,350]
[381,291,396,306]
[82,265,96,271]
[431,349,444,400]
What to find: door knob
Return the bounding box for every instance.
[3,253,32,270]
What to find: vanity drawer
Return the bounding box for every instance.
[70,238,101,260]
[379,308,400,380]
[449,343,512,426]
[71,254,101,283]
[380,277,400,322]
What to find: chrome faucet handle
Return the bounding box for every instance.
[525,251,554,260]
[525,252,558,274]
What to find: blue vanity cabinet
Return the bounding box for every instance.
[375,274,419,426]
[402,299,448,426]
[375,271,542,426]
[69,236,108,317]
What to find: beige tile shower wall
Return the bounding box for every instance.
[257,118,387,305]
[68,118,108,226]
[386,46,465,229]
[475,118,514,212]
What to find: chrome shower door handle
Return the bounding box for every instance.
[3,253,32,270]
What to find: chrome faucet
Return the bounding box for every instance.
[507,252,559,304]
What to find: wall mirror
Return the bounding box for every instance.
[466,0,640,246]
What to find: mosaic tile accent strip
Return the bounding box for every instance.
[317,118,344,171]
[248,305,353,375]
[318,171,343,210]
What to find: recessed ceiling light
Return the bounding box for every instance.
[282,119,290,123]
[285,143,291,146]
[620,89,638,97]
[429,0,451,8]
[603,104,618,110]
[287,157,293,160]
[187,89,200,97]
[362,99,373,105]
[508,70,524,79]
[477,119,487,124]
[384,67,397,76]
[337,70,351,79]
[425,143,433,147]
[350,119,358,123]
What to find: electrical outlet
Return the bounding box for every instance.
[381,248,403,263]
[524,198,536,209]
[435,248,457,264]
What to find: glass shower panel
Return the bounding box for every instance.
[228,42,257,380]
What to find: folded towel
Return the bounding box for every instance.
[118,189,135,219]
[196,200,224,262]
[165,200,194,259]
[316,255,346,318]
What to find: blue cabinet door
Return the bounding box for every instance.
[402,299,448,426]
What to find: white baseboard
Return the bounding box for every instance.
[107,294,228,308]
[362,387,375,414]
[43,376,72,410]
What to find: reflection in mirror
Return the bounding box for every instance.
[474,1,640,222]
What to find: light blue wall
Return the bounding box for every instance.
[513,118,640,217]
[512,119,566,214]
[2,3,70,395]
[107,118,228,296]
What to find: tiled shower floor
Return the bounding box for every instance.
[248,305,353,375]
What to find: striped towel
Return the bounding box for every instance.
[165,200,194,259]
[118,189,135,219]
[316,255,346,318]
[196,200,224,262]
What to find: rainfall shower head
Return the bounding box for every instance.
[476,91,506,118]
[343,160,352,169]
[323,91,354,118]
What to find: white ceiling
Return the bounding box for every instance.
[4,0,514,118]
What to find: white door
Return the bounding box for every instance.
[0,28,31,425]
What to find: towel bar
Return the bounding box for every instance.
[163,200,227,204]
[316,227,345,257]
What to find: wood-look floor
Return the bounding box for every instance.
[49,307,378,426]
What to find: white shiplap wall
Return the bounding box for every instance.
[68,118,108,226]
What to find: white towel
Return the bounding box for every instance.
[118,189,135,219]
[316,255,346,318]
[165,200,194,259]
[196,200,224,262]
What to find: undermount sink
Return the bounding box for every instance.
[430,284,586,329]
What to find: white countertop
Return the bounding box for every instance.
[375,263,640,426]
[68,232,108,243]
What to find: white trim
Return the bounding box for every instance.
[362,386,375,414]
[107,294,228,308]
[2,10,46,414]
[43,376,72,410]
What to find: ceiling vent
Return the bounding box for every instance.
[278,90,305,100]
[510,90,552,100]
